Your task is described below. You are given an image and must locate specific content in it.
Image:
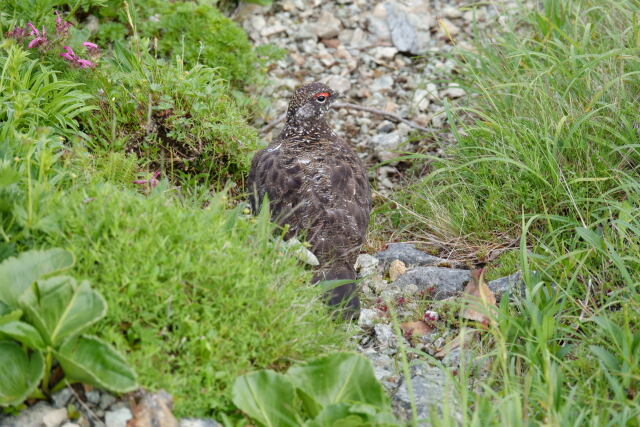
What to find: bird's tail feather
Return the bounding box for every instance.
[313,262,360,319]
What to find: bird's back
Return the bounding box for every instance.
[248,134,371,268]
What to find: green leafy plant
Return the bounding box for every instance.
[0,248,137,406]
[232,352,399,426]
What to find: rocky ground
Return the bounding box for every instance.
[237,0,522,191]
[233,0,526,424]
[1,1,529,426]
[353,243,522,423]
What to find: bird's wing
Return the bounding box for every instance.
[247,145,306,230]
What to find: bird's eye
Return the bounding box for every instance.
[314,92,330,103]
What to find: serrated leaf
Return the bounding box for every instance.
[20,277,107,346]
[55,335,137,393]
[0,341,44,406]
[286,352,390,418]
[232,370,298,427]
[0,248,74,307]
[0,320,45,350]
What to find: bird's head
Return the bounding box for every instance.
[286,82,339,124]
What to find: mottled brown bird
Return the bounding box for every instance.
[248,82,372,317]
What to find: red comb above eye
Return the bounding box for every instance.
[315,92,330,98]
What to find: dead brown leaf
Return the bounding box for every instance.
[462,268,496,327]
[435,329,477,359]
[400,320,433,337]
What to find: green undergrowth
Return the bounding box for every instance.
[40,183,346,416]
[1,0,268,189]
[0,5,348,419]
[391,0,640,425]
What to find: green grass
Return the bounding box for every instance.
[1,6,348,418]
[390,0,640,425]
[39,183,347,417]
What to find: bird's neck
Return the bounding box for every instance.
[280,116,333,141]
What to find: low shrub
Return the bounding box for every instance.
[40,183,347,416]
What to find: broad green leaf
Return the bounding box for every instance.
[0,341,44,406]
[308,403,357,427]
[55,335,137,393]
[0,307,22,326]
[0,321,45,350]
[286,352,390,417]
[0,248,74,307]
[232,370,299,427]
[20,277,107,346]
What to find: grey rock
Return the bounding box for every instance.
[376,120,395,133]
[51,387,74,408]
[370,46,398,60]
[367,4,392,43]
[1,402,64,427]
[391,267,471,299]
[85,390,101,405]
[104,407,132,427]
[488,271,524,299]
[441,83,466,99]
[393,362,458,424]
[385,2,416,53]
[99,393,117,410]
[179,419,222,427]
[358,308,379,329]
[361,349,401,392]
[370,74,394,92]
[371,132,401,151]
[43,408,67,427]
[413,89,431,111]
[313,11,342,39]
[354,253,379,277]
[374,323,397,349]
[325,75,351,94]
[61,423,79,427]
[375,243,450,269]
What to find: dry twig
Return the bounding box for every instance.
[259,102,436,134]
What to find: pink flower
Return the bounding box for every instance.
[133,171,161,188]
[60,45,79,62]
[6,27,27,39]
[27,22,40,36]
[55,11,73,37]
[60,46,95,69]
[26,23,48,49]
[77,59,96,69]
[82,41,100,57]
[82,41,99,50]
[423,310,439,324]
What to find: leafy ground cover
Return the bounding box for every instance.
[389,0,640,424]
[0,0,348,418]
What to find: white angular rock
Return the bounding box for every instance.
[105,407,133,427]
[442,5,462,19]
[358,308,379,329]
[412,89,430,111]
[313,11,342,39]
[42,408,68,427]
[374,323,397,349]
[370,46,398,60]
[354,253,380,276]
[326,75,351,94]
[441,83,466,99]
